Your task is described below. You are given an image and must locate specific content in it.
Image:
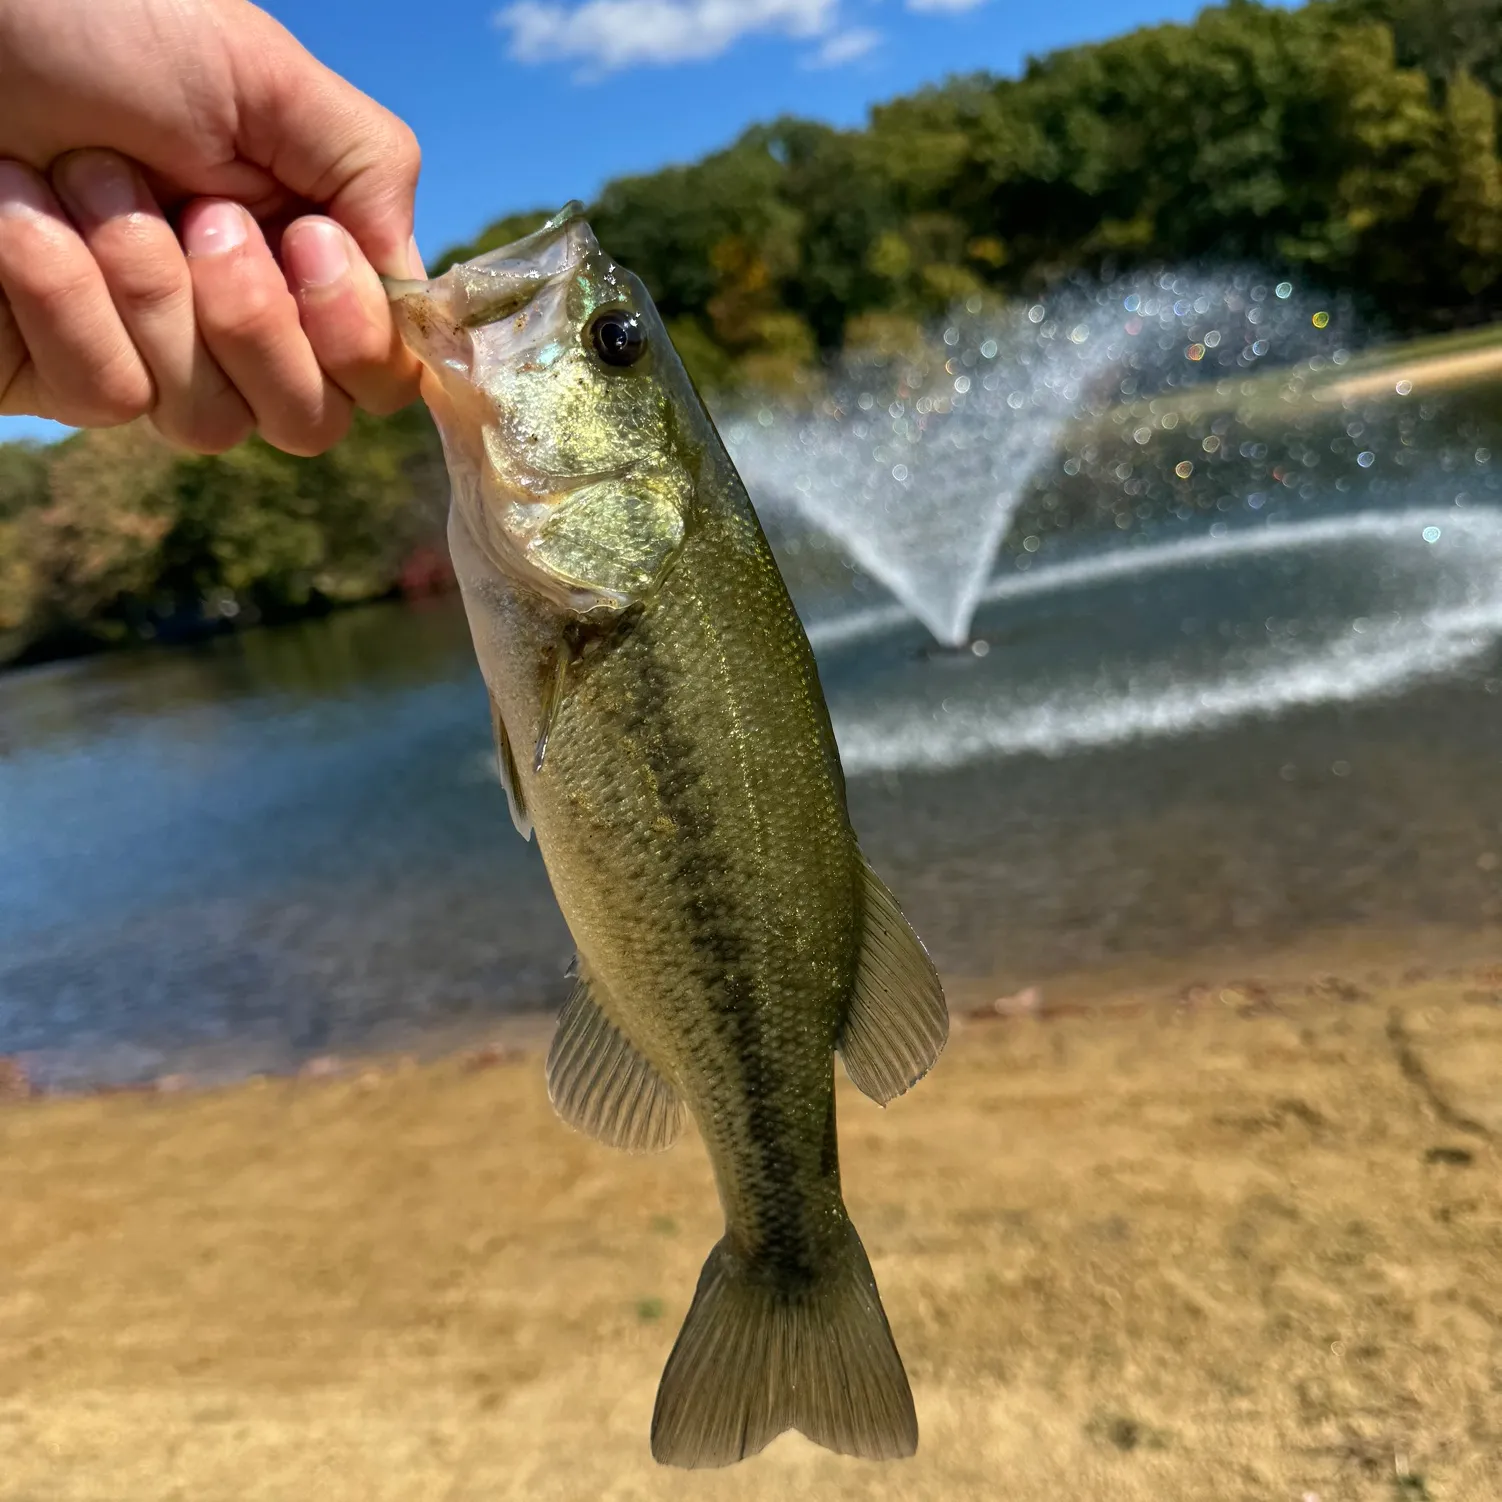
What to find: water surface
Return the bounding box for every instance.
[4,494,1501,1089]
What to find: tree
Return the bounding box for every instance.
[1438,70,1502,295]
[3,0,1499,668]
[1328,0,1502,96]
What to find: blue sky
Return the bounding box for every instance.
[3,0,1249,445]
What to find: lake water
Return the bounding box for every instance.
[4,486,1502,1090]
[6,293,1502,1089]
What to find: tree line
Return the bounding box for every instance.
[3,0,1498,666]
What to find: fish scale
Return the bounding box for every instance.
[387,203,948,1469]
[540,497,852,1273]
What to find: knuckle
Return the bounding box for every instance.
[0,213,87,304]
[153,360,254,455]
[298,294,378,363]
[199,276,296,349]
[359,389,407,419]
[156,404,254,456]
[355,375,419,419]
[0,297,23,376]
[357,113,420,189]
[96,228,191,320]
[91,402,146,428]
[113,267,191,325]
[70,348,154,426]
[389,121,422,182]
[321,404,353,447]
[268,400,351,458]
[2,242,97,318]
[92,381,153,427]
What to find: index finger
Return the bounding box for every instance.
[232,5,422,277]
[282,215,421,416]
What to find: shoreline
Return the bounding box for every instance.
[3,931,1500,1500]
[0,575,460,678]
[6,918,1500,1102]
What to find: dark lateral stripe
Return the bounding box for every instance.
[619,607,824,1285]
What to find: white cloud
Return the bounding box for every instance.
[805,27,880,67]
[906,0,990,12]
[496,0,839,72]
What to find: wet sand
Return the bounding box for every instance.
[3,934,1501,1501]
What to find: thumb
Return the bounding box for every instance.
[231,3,422,278]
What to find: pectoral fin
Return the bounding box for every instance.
[533,646,570,774]
[546,965,683,1153]
[490,697,532,841]
[838,861,948,1105]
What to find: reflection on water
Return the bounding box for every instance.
[2,312,1499,1090]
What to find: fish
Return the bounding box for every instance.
[385,204,948,1469]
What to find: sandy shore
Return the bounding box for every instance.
[2,934,1501,1501]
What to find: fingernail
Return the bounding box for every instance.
[407,235,427,277]
[55,152,140,224]
[0,159,49,219]
[183,200,248,258]
[285,220,350,289]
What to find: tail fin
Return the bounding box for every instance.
[650,1216,917,1468]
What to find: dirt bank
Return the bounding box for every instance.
[2,938,1500,1501]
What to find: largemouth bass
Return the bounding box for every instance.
[386,205,948,1468]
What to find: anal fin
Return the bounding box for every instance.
[838,860,948,1105]
[490,696,532,841]
[546,964,683,1153]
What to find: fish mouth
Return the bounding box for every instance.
[382,202,595,332]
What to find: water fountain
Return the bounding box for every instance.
[721,272,1502,771]
[723,269,1369,646]
[724,303,1111,646]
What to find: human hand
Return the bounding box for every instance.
[0,0,424,454]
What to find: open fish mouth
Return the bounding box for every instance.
[381,202,593,331]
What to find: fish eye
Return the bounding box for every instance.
[588,309,647,368]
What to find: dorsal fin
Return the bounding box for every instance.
[546,965,684,1153]
[489,696,532,841]
[838,860,948,1104]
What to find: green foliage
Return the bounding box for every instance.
[853,1,1497,316]
[0,442,48,522]
[2,0,1498,666]
[156,407,440,611]
[501,0,1500,384]
[1438,70,1502,290]
[0,409,444,663]
[1328,0,1502,95]
[0,444,50,638]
